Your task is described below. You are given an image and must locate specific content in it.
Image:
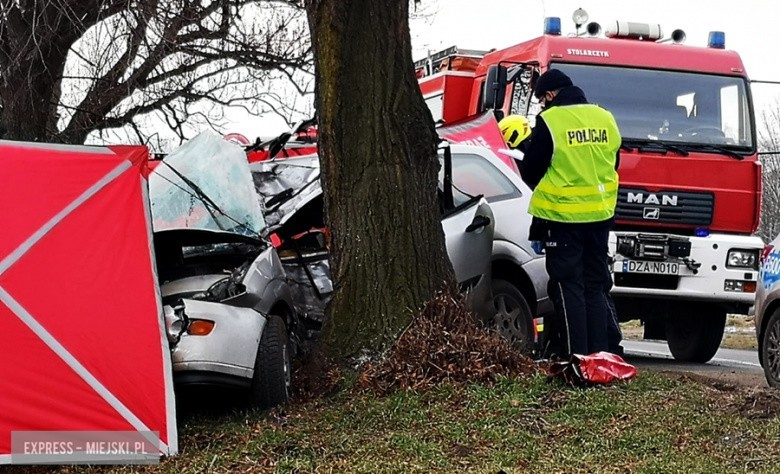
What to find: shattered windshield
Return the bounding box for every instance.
[149,131,266,236]
[551,63,754,149]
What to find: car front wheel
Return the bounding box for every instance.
[761,309,780,388]
[250,315,291,408]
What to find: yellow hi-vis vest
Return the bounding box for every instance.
[528,104,621,223]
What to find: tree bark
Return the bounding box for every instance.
[305,0,455,357]
[0,0,85,141]
[0,69,63,142]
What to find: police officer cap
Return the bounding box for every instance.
[534,69,573,98]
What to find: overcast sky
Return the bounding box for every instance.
[231,0,780,140]
[410,0,780,81]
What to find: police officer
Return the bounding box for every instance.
[516,69,622,358]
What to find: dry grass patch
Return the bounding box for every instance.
[358,291,537,395]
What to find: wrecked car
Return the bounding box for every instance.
[250,144,496,338]
[250,121,549,352]
[150,132,298,408]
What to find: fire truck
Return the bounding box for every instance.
[416,11,764,362]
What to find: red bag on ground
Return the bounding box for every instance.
[548,351,637,386]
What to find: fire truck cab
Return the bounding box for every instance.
[417,13,763,362]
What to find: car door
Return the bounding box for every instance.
[440,196,494,285]
[449,149,536,259]
[439,147,494,285]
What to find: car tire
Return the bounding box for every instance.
[665,302,725,363]
[491,279,534,353]
[760,308,780,388]
[250,315,291,409]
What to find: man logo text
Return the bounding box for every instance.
[627,192,678,206]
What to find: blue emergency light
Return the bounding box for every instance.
[695,228,710,237]
[544,17,562,36]
[708,31,726,49]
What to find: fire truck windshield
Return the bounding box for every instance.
[549,63,754,150]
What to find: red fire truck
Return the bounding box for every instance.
[417,13,764,362]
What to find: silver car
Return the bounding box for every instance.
[155,230,297,407]
[445,144,553,351]
[150,132,298,408]
[756,235,780,387]
[249,121,551,351]
[250,148,496,335]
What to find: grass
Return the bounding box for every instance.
[10,372,780,473]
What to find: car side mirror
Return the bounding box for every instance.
[483,64,507,111]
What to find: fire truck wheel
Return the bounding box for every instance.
[665,303,726,363]
[491,279,534,354]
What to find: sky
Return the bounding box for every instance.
[229,0,780,141]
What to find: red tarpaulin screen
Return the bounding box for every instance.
[437,111,520,173]
[0,141,177,463]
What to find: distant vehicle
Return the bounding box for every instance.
[251,144,552,352]
[756,235,780,387]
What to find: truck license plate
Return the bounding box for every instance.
[621,260,679,275]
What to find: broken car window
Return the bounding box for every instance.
[150,131,266,237]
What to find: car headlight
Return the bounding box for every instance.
[231,260,252,282]
[726,249,758,269]
[164,304,188,345]
[207,277,246,301]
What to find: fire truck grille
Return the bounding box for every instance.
[615,187,714,227]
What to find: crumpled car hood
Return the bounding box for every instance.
[250,155,321,233]
[150,131,266,237]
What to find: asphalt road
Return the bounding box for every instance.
[622,339,769,388]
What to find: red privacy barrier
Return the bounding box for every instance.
[0,141,177,463]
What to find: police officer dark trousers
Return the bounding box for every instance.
[519,69,622,357]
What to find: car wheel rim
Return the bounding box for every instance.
[768,319,780,383]
[493,294,527,347]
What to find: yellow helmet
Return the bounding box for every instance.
[498,115,531,148]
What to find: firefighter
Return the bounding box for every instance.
[498,115,533,153]
[516,69,622,358]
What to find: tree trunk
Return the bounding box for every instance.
[305,0,455,357]
[0,71,62,142]
[0,1,82,142]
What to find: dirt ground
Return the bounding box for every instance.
[663,371,780,419]
[658,367,769,389]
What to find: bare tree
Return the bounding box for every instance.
[0,0,312,145]
[758,99,780,242]
[304,0,455,357]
